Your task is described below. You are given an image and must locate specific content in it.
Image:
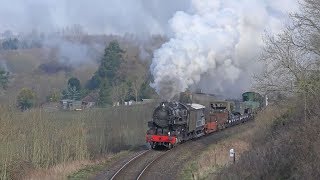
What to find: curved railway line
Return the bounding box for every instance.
[94,120,255,180]
[110,149,171,180]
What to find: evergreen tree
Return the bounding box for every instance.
[62,85,81,100]
[86,40,124,106]
[98,40,124,82]
[86,40,124,90]
[86,74,101,90]
[67,77,81,91]
[98,79,112,106]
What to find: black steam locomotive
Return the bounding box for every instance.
[146,92,263,149]
[146,101,206,149]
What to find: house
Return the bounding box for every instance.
[60,99,82,110]
[141,99,156,104]
[81,91,99,108]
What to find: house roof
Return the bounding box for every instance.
[82,91,99,103]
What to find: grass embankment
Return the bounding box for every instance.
[216,101,320,179]
[0,103,156,179]
[181,105,287,180]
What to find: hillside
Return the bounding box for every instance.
[0,34,165,105]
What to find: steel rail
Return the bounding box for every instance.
[136,149,171,180]
[110,150,150,180]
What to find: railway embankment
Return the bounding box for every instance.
[183,100,320,179]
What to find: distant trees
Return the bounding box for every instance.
[84,40,157,106]
[46,90,61,102]
[0,68,9,89]
[17,88,36,111]
[1,38,19,50]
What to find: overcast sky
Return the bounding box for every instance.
[0,0,191,35]
[0,0,298,36]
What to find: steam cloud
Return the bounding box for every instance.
[0,0,298,98]
[0,0,190,67]
[151,0,298,99]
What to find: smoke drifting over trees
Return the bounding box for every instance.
[0,0,298,99]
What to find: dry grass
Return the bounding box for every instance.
[25,160,92,180]
[214,99,320,179]
[0,102,157,179]
[181,105,288,180]
[181,128,252,180]
[25,151,129,180]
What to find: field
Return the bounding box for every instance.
[0,103,157,179]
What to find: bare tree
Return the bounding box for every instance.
[111,83,129,105]
[255,0,320,119]
[129,75,145,102]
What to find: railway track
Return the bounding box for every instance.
[94,120,255,180]
[110,148,171,180]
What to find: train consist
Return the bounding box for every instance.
[146,92,263,149]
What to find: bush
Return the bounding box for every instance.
[17,88,36,111]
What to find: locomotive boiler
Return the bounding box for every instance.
[151,101,188,129]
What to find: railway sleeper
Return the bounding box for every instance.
[151,142,173,150]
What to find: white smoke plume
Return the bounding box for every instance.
[151,0,298,99]
[0,0,190,67]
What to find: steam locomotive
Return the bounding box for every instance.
[146,92,262,149]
